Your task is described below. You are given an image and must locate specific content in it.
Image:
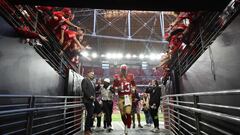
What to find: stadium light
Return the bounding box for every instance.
[139,54,144,59]
[106,53,112,59]
[126,54,131,59]
[149,53,157,60]
[156,53,164,59]
[111,53,117,59]
[81,51,89,57]
[92,52,98,58]
[116,53,123,59]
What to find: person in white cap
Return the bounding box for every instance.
[100,78,114,132]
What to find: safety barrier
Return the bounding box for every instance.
[0,94,85,135]
[162,89,240,135]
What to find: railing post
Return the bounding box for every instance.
[81,107,85,132]
[167,96,171,130]
[176,97,181,131]
[193,95,201,135]
[26,96,35,135]
[63,98,67,134]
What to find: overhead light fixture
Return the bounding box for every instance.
[144,55,149,58]
[81,51,89,57]
[149,53,156,60]
[132,54,137,58]
[156,53,164,59]
[126,54,131,59]
[116,53,123,59]
[92,52,98,58]
[106,53,112,59]
[101,54,105,57]
[112,53,117,59]
[139,54,144,59]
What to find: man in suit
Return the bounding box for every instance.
[82,70,95,135]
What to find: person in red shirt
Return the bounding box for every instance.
[48,8,80,45]
[61,29,86,52]
[59,29,91,63]
[113,64,136,135]
[15,26,48,46]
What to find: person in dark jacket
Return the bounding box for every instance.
[82,71,95,135]
[92,78,104,131]
[145,80,162,133]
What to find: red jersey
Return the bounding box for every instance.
[16,26,39,39]
[168,35,183,53]
[48,11,67,30]
[113,73,136,97]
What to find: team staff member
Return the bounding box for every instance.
[145,80,162,133]
[82,71,95,135]
[101,78,114,132]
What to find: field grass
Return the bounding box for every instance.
[111,112,164,122]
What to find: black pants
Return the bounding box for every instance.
[150,104,160,128]
[102,100,113,127]
[84,101,94,131]
[94,101,102,127]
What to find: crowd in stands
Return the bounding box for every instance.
[82,66,163,85]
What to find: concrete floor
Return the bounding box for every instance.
[76,121,173,135]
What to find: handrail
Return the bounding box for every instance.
[0,94,85,135]
[165,102,240,123]
[0,94,83,99]
[162,89,240,135]
[162,89,240,98]
[0,104,84,115]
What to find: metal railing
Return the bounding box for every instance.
[0,94,85,135]
[170,0,240,77]
[162,89,240,135]
[0,1,80,78]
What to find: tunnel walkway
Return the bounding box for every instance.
[75,121,173,135]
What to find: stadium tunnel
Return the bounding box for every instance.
[0,0,240,135]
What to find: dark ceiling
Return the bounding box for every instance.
[9,0,230,11]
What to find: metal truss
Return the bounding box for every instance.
[74,9,174,44]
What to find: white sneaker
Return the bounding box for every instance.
[124,126,128,135]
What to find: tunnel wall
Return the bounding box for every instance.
[179,14,240,93]
[178,15,240,134]
[0,17,65,96]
